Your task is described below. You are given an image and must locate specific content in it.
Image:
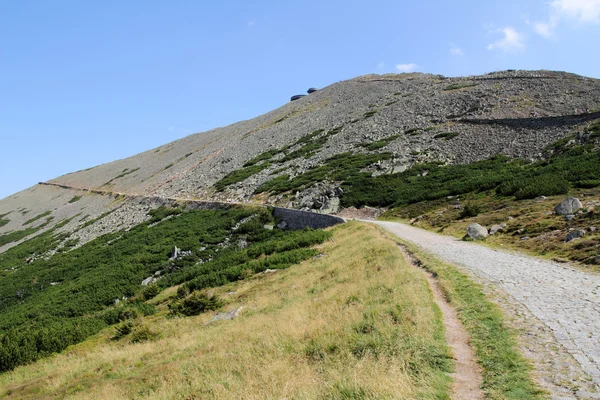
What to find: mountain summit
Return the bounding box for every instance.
[1,70,599,250]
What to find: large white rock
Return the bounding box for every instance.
[555,197,582,216]
[466,223,488,240]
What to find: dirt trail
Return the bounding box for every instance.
[400,246,484,400]
[371,220,600,399]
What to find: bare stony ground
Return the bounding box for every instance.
[1,70,600,251]
[371,220,600,399]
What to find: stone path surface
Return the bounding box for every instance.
[370,220,600,389]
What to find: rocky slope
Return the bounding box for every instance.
[1,70,599,252]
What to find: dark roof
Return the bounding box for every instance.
[307,88,318,94]
[290,94,306,101]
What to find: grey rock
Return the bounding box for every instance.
[141,276,155,286]
[489,224,505,235]
[565,215,576,221]
[263,224,274,230]
[205,307,244,325]
[276,220,288,229]
[566,230,586,242]
[466,223,488,240]
[555,197,583,216]
[521,236,531,241]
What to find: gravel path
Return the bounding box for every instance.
[371,220,600,389]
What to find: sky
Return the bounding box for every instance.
[1,0,599,200]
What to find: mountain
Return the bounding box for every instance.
[1,69,599,252]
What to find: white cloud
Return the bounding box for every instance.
[534,0,600,38]
[450,46,464,56]
[377,61,385,69]
[534,21,554,37]
[248,19,256,28]
[487,27,526,52]
[396,63,418,73]
[551,0,600,23]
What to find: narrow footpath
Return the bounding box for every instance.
[371,220,600,397]
[400,246,484,400]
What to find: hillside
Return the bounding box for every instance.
[0,222,543,399]
[1,69,599,398]
[1,70,599,255]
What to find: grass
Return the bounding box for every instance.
[0,222,453,400]
[68,196,82,204]
[388,187,600,268]
[23,211,51,225]
[0,206,333,372]
[378,230,545,399]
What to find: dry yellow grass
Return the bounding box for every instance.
[0,222,452,399]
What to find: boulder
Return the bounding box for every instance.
[141,276,155,286]
[555,197,583,216]
[277,220,288,229]
[489,224,505,235]
[205,307,244,325]
[566,230,586,242]
[466,223,488,240]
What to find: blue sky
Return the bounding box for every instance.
[1,0,599,199]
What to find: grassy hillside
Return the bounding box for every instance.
[1,222,455,399]
[0,206,330,372]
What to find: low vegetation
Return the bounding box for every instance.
[387,238,544,399]
[434,132,460,140]
[0,222,455,400]
[444,83,478,91]
[360,134,400,150]
[256,152,392,194]
[23,211,51,225]
[390,187,600,267]
[68,195,82,203]
[0,206,330,372]
[215,127,344,191]
[258,143,600,211]
[0,217,54,247]
[0,213,9,228]
[102,167,140,186]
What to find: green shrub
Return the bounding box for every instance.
[0,213,10,228]
[360,135,400,151]
[405,128,421,135]
[171,292,223,316]
[23,211,51,225]
[142,284,160,300]
[0,206,330,372]
[460,203,481,219]
[130,324,160,343]
[176,285,190,299]
[434,132,459,140]
[514,176,569,200]
[113,321,135,340]
[68,196,82,204]
[215,163,272,191]
[575,179,600,189]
